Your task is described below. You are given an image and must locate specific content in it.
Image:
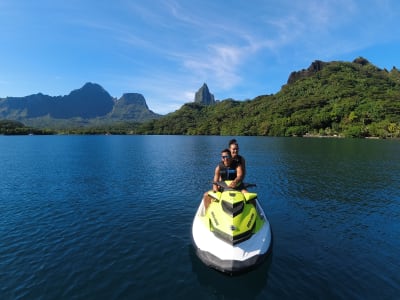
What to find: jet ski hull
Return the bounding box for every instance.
[192,199,272,275]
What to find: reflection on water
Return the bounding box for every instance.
[189,245,273,299]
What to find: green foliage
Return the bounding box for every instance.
[0,119,54,135]
[133,59,400,138]
[2,58,400,138]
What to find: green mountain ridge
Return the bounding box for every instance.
[135,57,400,138]
[1,57,400,137]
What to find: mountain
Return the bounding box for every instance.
[194,83,215,105]
[0,82,161,127]
[58,82,114,118]
[135,57,400,138]
[2,57,400,137]
[110,93,159,121]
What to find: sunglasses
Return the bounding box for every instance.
[221,155,231,159]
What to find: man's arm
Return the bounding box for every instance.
[212,166,220,192]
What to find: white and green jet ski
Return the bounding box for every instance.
[192,181,272,275]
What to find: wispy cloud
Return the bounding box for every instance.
[182,45,243,88]
[155,2,267,90]
[2,0,400,113]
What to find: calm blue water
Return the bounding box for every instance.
[1,135,399,299]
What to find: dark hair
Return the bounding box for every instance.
[228,139,238,146]
[221,148,231,156]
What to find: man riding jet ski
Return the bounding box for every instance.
[192,149,272,274]
[202,148,246,210]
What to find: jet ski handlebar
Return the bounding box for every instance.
[213,181,256,190]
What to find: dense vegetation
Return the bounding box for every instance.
[2,58,400,138]
[0,120,54,135]
[134,58,400,138]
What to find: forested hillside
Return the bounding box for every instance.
[2,57,400,137]
[0,120,54,135]
[135,58,400,138]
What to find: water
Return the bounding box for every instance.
[1,135,399,299]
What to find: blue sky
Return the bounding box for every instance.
[1,0,400,114]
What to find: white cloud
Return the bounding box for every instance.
[182,44,244,89]
[2,0,400,114]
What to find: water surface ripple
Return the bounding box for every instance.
[1,136,399,299]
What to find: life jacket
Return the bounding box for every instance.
[218,160,239,180]
[232,155,245,177]
[232,155,243,166]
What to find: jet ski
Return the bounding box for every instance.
[192,181,272,275]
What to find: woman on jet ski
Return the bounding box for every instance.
[229,139,246,179]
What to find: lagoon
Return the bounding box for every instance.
[1,135,399,299]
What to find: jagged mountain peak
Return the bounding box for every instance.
[194,83,215,105]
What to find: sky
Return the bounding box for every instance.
[1,0,400,115]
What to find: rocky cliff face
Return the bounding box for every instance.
[287,60,327,85]
[117,93,149,108]
[110,93,160,121]
[287,57,374,85]
[194,83,215,105]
